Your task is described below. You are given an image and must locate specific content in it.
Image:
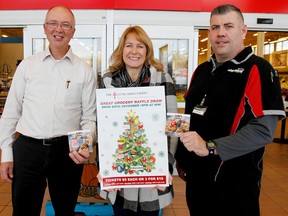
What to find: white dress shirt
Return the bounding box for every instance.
[0,48,97,162]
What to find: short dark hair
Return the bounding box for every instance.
[210,4,244,22]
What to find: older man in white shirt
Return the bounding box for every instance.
[0,6,96,216]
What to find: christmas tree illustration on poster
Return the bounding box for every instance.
[96,86,169,190]
[112,109,156,175]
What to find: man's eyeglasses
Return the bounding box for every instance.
[45,22,74,31]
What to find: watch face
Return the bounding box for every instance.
[207,141,216,149]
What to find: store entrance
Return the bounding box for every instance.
[198,30,288,66]
[1,27,288,116]
[198,29,288,98]
[0,28,23,116]
[0,28,23,88]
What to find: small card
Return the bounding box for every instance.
[68,129,93,153]
[165,113,190,137]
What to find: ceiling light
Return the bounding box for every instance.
[277,37,288,42]
[200,37,208,42]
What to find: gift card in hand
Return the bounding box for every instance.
[68,129,93,153]
[165,113,190,137]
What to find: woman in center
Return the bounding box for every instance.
[98,25,178,215]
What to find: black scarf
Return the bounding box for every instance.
[116,66,151,87]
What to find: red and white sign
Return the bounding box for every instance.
[0,0,288,14]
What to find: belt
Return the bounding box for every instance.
[20,134,68,146]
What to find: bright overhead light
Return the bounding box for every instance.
[277,37,288,42]
[1,34,8,37]
[200,37,208,42]
[253,32,267,36]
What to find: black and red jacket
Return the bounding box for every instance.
[175,46,285,176]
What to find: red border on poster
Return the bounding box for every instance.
[102,175,167,188]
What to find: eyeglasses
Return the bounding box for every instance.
[45,22,74,31]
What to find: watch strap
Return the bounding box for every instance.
[206,140,216,155]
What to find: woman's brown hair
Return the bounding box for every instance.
[108,25,163,74]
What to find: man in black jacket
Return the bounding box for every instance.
[175,4,285,216]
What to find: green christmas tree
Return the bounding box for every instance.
[112,109,156,175]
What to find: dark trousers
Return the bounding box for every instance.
[185,169,260,216]
[12,135,83,216]
[185,171,218,216]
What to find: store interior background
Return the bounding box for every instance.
[2,28,288,71]
[0,28,23,83]
[1,28,288,110]
[1,24,288,216]
[0,1,288,215]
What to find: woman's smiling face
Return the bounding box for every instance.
[123,33,147,72]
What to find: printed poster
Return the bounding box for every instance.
[96,86,169,190]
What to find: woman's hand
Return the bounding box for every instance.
[148,173,173,191]
[97,172,121,192]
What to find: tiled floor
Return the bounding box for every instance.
[0,121,288,215]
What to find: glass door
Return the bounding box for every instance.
[23,25,106,85]
[114,25,195,109]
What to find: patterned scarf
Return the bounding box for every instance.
[116,66,151,87]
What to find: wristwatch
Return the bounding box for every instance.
[206,140,217,155]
